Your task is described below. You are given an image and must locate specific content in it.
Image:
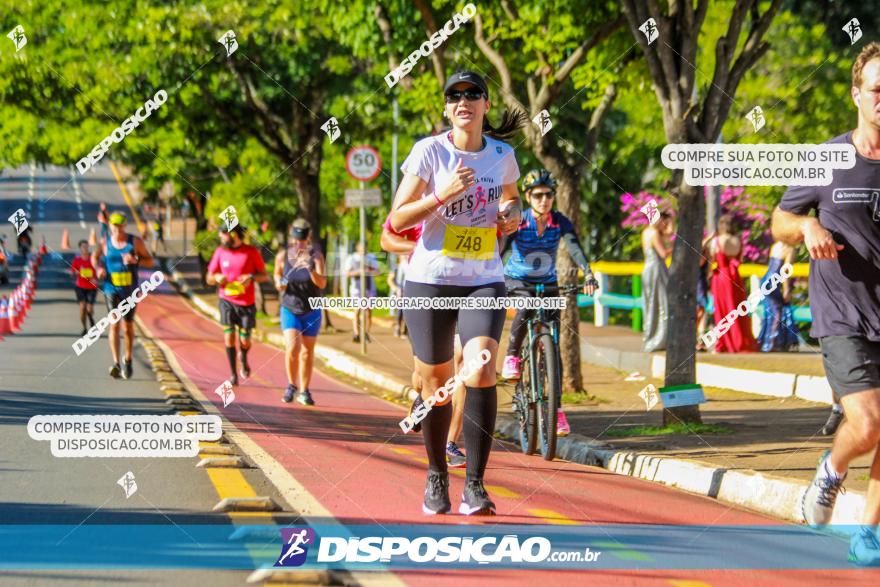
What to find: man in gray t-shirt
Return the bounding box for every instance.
[771,42,880,564]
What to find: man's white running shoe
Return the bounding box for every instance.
[801,450,846,527]
[849,526,880,566]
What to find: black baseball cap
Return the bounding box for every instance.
[219,222,245,235]
[443,71,489,99]
[290,218,311,241]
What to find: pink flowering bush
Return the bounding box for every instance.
[620,191,676,229]
[619,187,772,262]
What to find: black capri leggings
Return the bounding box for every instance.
[403,281,506,364]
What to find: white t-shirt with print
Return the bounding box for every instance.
[401,133,520,286]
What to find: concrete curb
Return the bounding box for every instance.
[496,415,865,525]
[163,265,866,525]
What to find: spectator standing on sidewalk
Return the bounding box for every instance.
[641,211,672,352]
[756,241,798,352]
[772,42,880,565]
[706,215,758,353]
[345,241,379,343]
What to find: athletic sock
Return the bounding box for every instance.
[464,385,497,479]
[225,346,237,377]
[88,313,95,327]
[240,345,250,369]
[422,400,452,473]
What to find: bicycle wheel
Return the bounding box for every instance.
[534,333,560,461]
[514,353,537,455]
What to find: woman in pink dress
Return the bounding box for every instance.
[706,215,758,353]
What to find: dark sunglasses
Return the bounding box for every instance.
[530,191,555,200]
[445,89,485,103]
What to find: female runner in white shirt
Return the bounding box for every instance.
[390,71,526,515]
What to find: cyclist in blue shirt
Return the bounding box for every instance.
[501,169,597,436]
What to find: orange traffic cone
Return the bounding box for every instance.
[88,228,97,247]
[8,292,20,333]
[61,228,71,250]
[0,297,10,337]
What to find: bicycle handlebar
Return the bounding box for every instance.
[507,280,598,296]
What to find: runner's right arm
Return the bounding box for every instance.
[380,230,416,255]
[205,249,226,286]
[771,207,843,260]
[91,241,106,280]
[389,159,474,232]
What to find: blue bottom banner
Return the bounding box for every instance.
[0,523,869,570]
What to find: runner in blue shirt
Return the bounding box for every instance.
[501,169,598,436]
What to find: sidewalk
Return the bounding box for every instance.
[156,243,871,524]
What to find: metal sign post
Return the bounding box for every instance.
[345,146,382,355]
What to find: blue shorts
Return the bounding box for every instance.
[281,307,322,337]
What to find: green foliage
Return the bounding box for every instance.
[0,0,861,266]
[606,422,733,437]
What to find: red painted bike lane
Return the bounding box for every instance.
[137,284,878,586]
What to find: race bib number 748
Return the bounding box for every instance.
[441,225,496,260]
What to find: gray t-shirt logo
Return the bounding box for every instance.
[832,188,880,221]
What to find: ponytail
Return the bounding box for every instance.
[482,108,528,141]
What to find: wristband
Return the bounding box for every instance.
[432,192,444,207]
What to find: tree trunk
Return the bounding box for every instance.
[290,171,322,234]
[662,178,704,425]
[548,165,585,393]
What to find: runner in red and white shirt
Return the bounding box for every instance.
[206,223,269,386]
[70,240,99,335]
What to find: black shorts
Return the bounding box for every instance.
[219,299,257,331]
[820,335,880,396]
[105,292,136,322]
[75,287,97,304]
[403,281,506,364]
[505,277,562,324]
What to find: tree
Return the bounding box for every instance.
[620,0,783,423]
[471,2,626,393]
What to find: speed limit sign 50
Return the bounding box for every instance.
[345,146,382,182]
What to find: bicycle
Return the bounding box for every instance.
[508,281,593,461]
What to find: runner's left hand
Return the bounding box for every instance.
[497,206,521,236]
[583,274,599,296]
[239,274,253,285]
